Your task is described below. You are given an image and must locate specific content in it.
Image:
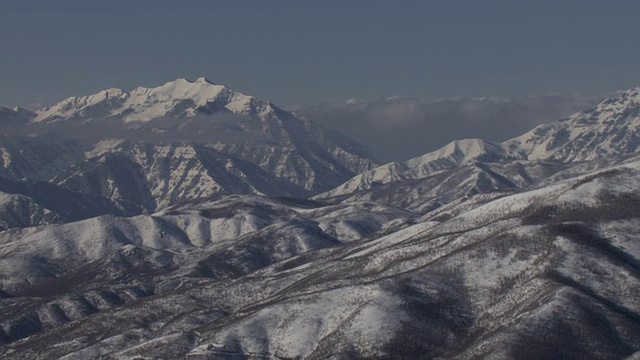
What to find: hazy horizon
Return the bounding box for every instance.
[2,1,640,108]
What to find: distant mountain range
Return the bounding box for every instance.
[289,92,607,161]
[1,80,640,359]
[317,88,640,211]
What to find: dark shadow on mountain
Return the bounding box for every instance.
[379,270,474,358]
[51,153,156,212]
[0,175,142,230]
[510,285,640,360]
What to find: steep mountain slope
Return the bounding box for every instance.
[506,87,640,161]
[1,157,639,359]
[0,136,86,182]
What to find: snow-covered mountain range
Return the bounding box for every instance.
[0,78,376,211]
[506,87,640,161]
[35,77,266,124]
[3,157,640,358]
[2,82,640,358]
[317,88,640,209]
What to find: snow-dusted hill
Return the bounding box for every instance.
[2,159,640,358]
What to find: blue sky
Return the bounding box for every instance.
[2,0,640,107]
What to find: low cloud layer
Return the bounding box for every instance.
[289,93,608,162]
[3,113,268,145]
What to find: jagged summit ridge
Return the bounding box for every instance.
[194,76,216,85]
[319,138,517,198]
[34,77,266,123]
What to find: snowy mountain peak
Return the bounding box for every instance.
[34,78,265,123]
[195,76,215,85]
[411,138,504,165]
[7,77,378,203]
[402,138,516,176]
[317,138,516,199]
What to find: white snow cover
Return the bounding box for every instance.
[34,78,268,123]
[3,85,640,359]
[506,87,640,161]
[318,138,516,198]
